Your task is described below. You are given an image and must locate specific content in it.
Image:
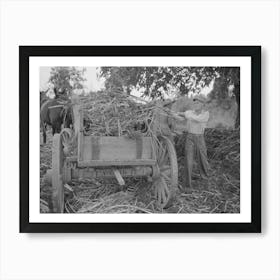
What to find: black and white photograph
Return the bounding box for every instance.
[39,66,240,214]
[19,46,260,232]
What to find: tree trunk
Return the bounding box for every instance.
[235,84,240,128]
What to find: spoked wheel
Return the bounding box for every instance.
[153,136,178,209]
[52,133,65,213]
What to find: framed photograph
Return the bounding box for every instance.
[20,46,261,233]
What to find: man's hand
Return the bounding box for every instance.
[177,112,185,117]
[171,112,185,121]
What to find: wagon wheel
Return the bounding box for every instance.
[52,133,64,213]
[153,136,178,208]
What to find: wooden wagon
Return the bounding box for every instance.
[46,103,178,213]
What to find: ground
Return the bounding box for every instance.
[40,129,240,214]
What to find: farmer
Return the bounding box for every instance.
[175,95,210,192]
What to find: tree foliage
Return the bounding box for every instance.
[100,66,239,102]
[101,67,215,98]
[209,67,240,101]
[49,67,86,96]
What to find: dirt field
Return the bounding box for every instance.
[40,129,240,214]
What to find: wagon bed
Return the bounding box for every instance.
[46,102,178,212]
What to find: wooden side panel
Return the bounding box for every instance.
[81,136,153,162]
[82,136,93,161]
[136,137,143,159]
[91,137,100,160]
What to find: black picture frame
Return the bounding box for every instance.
[20,46,261,233]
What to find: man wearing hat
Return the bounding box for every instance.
[175,95,210,192]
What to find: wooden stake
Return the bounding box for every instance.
[113,169,125,186]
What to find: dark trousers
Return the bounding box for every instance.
[184,133,210,189]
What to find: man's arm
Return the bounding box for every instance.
[184,110,209,123]
[171,112,185,121]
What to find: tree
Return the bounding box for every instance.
[101,67,143,93]
[101,67,217,97]
[100,66,240,107]
[209,67,240,126]
[100,66,240,126]
[49,67,86,96]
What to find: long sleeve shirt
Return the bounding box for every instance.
[184,110,209,134]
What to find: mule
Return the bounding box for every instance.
[40,98,73,143]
